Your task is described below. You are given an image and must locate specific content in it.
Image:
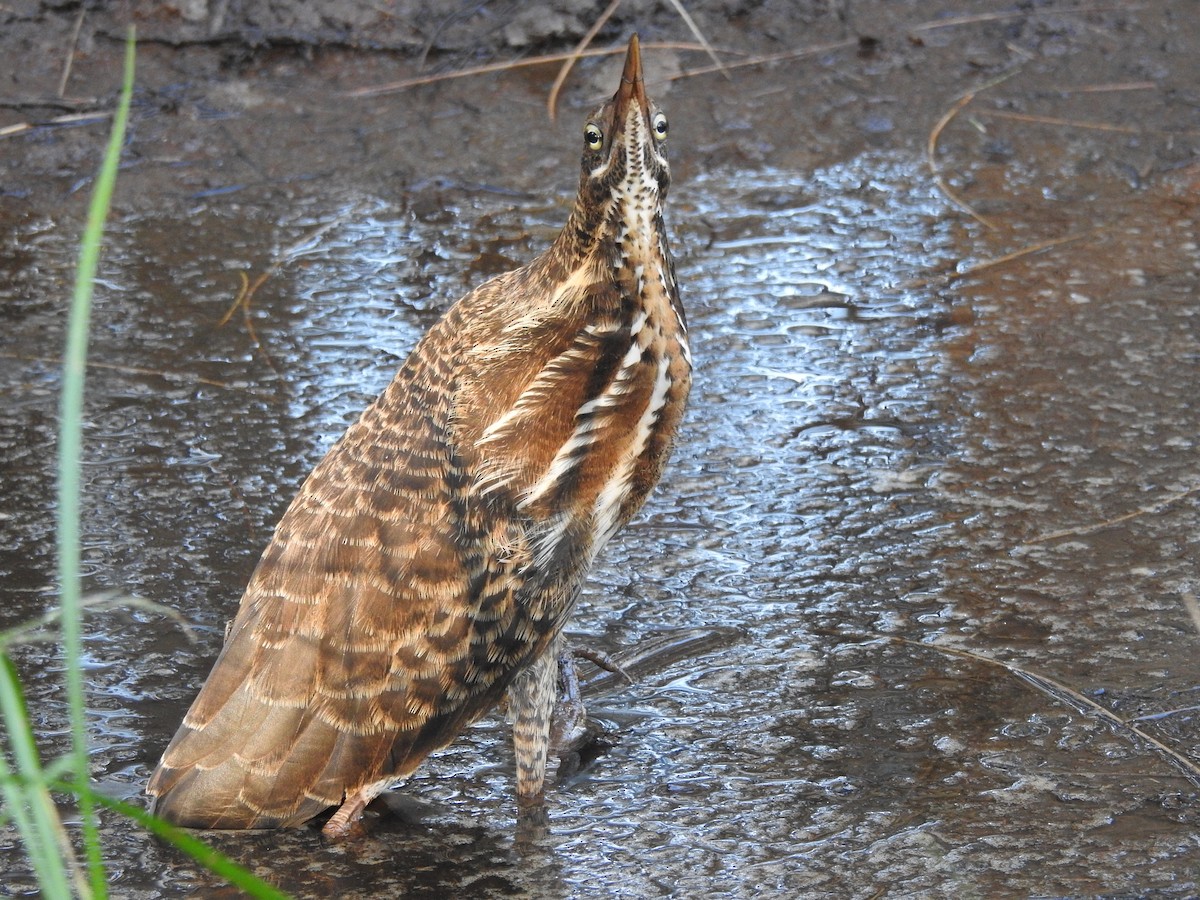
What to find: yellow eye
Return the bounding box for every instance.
[584,124,603,150]
[652,112,669,141]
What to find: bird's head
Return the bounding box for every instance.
[575,34,671,230]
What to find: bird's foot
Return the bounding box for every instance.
[321,795,370,840]
[550,649,589,754]
[550,647,626,779]
[320,777,397,839]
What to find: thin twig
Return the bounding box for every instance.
[218,270,278,376]
[0,352,275,396]
[347,42,709,99]
[909,5,1147,34]
[927,71,1019,230]
[978,109,1141,134]
[0,97,105,111]
[1063,81,1157,93]
[907,226,1106,289]
[547,0,622,122]
[664,0,727,78]
[575,626,741,694]
[344,7,1148,104]
[897,638,1200,789]
[661,38,858,83]
[0,111,111,139]
[1023,484,1200,544]
[57,4,88,98]
[928,93,994,229]
[1011,667,1200,789]
[217,205,366,374]
[0,592,198,650]
[978,108,1200,137]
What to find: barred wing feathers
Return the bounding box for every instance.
[147,272,661,829]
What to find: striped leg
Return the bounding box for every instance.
[507,633,562,808]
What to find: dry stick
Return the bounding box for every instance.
[216,206,364,374]
[908,5,1147,33]
[350,6,1138,101]
[0,352,274,396]
[928,92,994,229]
[663,0,728,79]
[576,626,740,694]
[1023,484,1200,544]
[980,109,1141,133]
[57,4,88,98]
[1065,81,1157,93]
[0,592,199,649]
[927,70,1020,231]
[353,36,878,104]
[1004,40,1037,63]
[577,6,1123,83]
[0,111,111,139]
[547,0,623,122]
[219,270,280,377]
[0,97,105,111]
[920,17,1171,218]
[978,108,1200,137]
[1010,670,1200,789]
[347,42,711,99]
[349,5,1145,101]
[661,38,859,83]
[902,228,1104,290]
[896,638,1200,789]
[547,0,733,119]
[980,231,1100,272]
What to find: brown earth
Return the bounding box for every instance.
[4,1,1194,216]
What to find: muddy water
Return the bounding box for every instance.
[2,146,1198,897]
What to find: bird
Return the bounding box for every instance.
[146,33,690,839]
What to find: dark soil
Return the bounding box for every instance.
[4,1,1192,214]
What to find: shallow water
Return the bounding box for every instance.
[1,145,1198,897]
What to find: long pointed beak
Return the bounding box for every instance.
[612,34,649,124]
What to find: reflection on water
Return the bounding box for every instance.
[1,151,1197,897]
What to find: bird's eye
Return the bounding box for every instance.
[584,124,604,150]
[652,112,669,141]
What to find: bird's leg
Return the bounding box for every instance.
[508,637,636,812]
[322,796,369,840]
[507,634,562,810]
[321,776,395,839]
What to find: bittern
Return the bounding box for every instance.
[147,33,690,838]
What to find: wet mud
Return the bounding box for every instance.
[2,1,1199,896]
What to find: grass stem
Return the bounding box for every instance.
[56,26,137,899]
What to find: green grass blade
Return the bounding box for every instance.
[56,783,293,900]
[0,655,82,898]
[58,25,138,900]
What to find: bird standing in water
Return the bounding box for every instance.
[147,34,690,838]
